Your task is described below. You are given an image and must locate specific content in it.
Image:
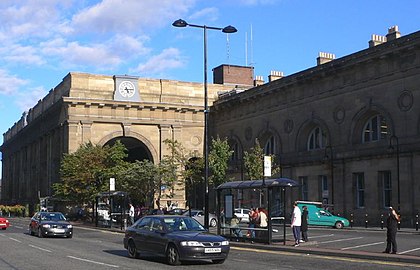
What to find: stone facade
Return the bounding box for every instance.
[0,73,233,211]
[211,27,420,227]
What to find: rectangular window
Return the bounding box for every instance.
[354,173,365,208]
[380,171,392,208]
[299,176,308,201]
[318,175,328,204]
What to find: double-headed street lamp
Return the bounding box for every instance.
[388,135,400,212]
[172,19,237,229]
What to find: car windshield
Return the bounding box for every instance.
[164,217,206,232]
[40,213,66,221]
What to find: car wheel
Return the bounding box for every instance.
[127,240,139,259]
[67,234,73,239]
[210,218,217,227]
[166,244,181,265]
[37,228,44,238]
[212,259,225,264]
[335,221,344,229]
[1,228,6,230]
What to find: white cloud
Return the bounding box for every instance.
[189,7,219,22]
[4,45,45,65]
[108,34,152,57]
[0,69,28,95]
[132,48,185,75]
[16,86,48,112]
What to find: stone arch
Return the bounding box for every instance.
[349,104,394,145]
[295,117,331,152]
[256,126,282,155]
[98,131,158,164]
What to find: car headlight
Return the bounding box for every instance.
[180,241,203,247]
[67,224,73,228]
[221,240,229,246]
[42,224,51,228]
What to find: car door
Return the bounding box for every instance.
[30,213,40,233]
[147,218,167,255]
[133,217,153,252]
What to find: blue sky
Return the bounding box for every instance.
[1,0,420,175]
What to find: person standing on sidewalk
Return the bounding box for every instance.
[128,203,135,226]
[383,206,399,254]
[291,201,302,247]
[301,206,309,242]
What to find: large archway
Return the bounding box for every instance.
[105,136,153,163]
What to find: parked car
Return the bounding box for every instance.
[183,209,218,227]
[124,215,229,265]
[234,208,251,223]
[296,201,349,229]
[29,211,73,238]
[0,216,10,230]
[167,208,188,215]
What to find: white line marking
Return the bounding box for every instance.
[398,247,420,255]
[308,234,334,239]
[341,241,384,250]
[14,226,24,229]
[67,256,119,268]
[29,244,52,253]
[319,237,363,244]
[9,238,22,243]
[0,234,6,237]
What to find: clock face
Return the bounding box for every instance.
[118,81,136,98]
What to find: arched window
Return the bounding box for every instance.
[362,115,388,143]
[264,135,275,155]
[307,127,327,150]
[230,141,241,161]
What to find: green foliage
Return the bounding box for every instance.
[53,141,128,206]
[0,204,26,216]
[209,136,233,187]
[243,139,264,180]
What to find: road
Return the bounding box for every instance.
[0,218,419,270]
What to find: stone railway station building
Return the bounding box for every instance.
[2,26,420,226]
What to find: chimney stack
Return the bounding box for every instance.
[386,25,401,41]
[254,75,264,86]
[268,71,284,82]
[369,34,387,47]
[317,52,336,66]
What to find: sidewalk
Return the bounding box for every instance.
[72,219,420,265]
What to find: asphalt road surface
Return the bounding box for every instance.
[0,218,419,270]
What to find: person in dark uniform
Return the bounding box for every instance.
[301,206,309,242]
[383,206,399,254]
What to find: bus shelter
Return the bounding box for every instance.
[95,191,129,230]
[216,178,299,244]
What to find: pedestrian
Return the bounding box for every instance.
[230,215,243,240]
[383,206,399,254]
[301,206,308,242]
[247,208,258,240]
[258,207,268,239]
[128,203,135,225]
[291,201,302,247]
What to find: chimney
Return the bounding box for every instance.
[268,71,284,82]
[369,34,387,47]
[317,52,336,66]
[386,25,401,41]
[254,75,264,86]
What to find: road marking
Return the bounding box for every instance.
[67,256,119,268]
[0,234,5,237]
[319,237,363,244]
[231,246,420,268]
[76,226,122,235]
[29,244,52,253]
[14,226,24,229]
[341,241,384,250]
[308,234,334,239]
[398,247,420,255]
[9,237,22,243]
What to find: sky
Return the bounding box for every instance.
[1,0,420,175]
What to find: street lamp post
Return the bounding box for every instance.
[324,145,334,208]
[172,19,237,229]
[388,135,400,212]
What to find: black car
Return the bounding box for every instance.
[29,212,73,238]
[123,215,229,265]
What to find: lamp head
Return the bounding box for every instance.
[172,19,188,28]
[222,25,237,33]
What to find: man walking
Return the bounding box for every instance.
[291,201,302,247]
[383,206,399,254]
[128,203,135,226]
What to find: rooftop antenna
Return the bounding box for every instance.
[245,31,248,66]
[250,24,254,67]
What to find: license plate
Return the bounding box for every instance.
[54,229,65,233]
[204,248,221,253]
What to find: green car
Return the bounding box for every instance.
[297,201,349,229]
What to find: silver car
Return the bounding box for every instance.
[183,210,218,227]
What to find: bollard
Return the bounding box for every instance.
[365,213,368,228]
[416,214,419,231]
[380,214,384,230]
[350,213,353,228]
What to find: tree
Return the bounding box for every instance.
[243,139,264,180]
[53,141,128,208]
[209,136,233,187]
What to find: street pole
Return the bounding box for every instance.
[389,135,400,212]
[324,145,334,208]
[172,19,237,229]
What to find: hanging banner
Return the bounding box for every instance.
[264,156,272,177]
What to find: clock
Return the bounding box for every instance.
[118,81,136,98]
